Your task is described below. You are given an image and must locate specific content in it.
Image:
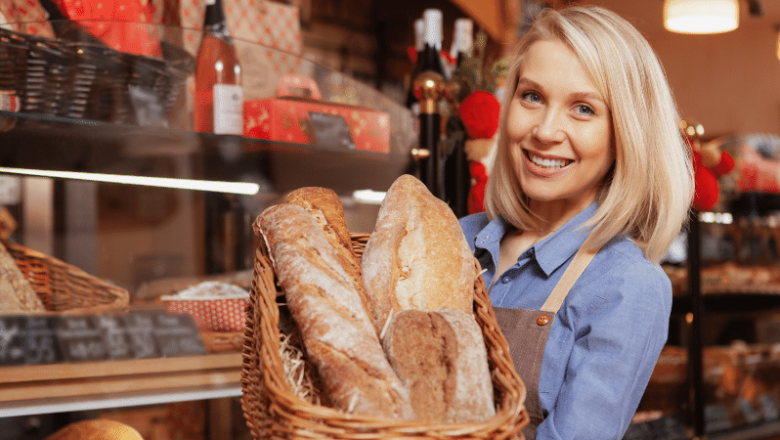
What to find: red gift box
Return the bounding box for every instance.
[243,74,390,153]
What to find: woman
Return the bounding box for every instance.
[459,6,694,439]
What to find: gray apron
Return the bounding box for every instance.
[493,245,598,440]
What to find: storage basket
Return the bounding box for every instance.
[241,233,529,440]
[0,24,192,124]
[3,240,130,314]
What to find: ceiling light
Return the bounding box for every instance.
[664,0,739,34]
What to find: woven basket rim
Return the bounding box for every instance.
[241,231,528,439]
[3,239,130,313]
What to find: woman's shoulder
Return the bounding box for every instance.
[586,236,672,309]
[459,212,491,240]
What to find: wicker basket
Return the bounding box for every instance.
[241,233,529,440]
[0,25,192,124]
[3,240,130,314]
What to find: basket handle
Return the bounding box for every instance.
[276,74,322,100]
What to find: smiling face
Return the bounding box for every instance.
[506,39,615,223]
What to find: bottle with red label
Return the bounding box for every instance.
[193,0,243,135]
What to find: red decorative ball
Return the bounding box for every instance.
[692,150,719,211]
[459,91,501,140]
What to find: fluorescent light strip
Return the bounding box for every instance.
[352,189,386,205]
[0,168,260,195]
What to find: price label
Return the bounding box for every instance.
[153,313,206,357]
[705,404,732,433]
[92,315,132,360]
[760,393,780,421]
[0,311,206,365]
[26,316,60,364]
[738,397,763,424]
[121,312,160,359]
[57,315,107,362]
[0,316,27,365]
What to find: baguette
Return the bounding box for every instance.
[362,174,476,331]
[382,308,495,424]
[0,241,45,314]
[284,187,377,335]
[257,203,413,419]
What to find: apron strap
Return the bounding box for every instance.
[540,244,599,314]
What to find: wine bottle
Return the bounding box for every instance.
[450,18,473,67]
[419,9,446,77]
[405,18,425,111]
[417,9,446,199]
[194,0,243,135]
[444,18,474,217]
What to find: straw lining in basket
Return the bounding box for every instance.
[241,232,528,440]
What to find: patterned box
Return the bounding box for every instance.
[0,0,55,37]
[163,298,247,332]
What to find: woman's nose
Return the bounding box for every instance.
[532,110,566,143]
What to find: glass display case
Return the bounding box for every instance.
[0,20,417,439]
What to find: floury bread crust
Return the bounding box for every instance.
[361,174,476,332]
[0,241,45,313]
[382,308,496,424]
[257,204,414,420]
[284,187,377,335]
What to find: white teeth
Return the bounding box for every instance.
[529,152,569,169]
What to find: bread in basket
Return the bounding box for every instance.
[240,232,529,440]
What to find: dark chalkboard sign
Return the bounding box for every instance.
[0,311,206,366]
[92,314,132,360]
[121,312,161,359]
[57,315,108,362]
[152,313,206,357]
[25,316,61,364]
[0,315,30,365]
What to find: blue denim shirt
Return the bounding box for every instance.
[460,204,671,439]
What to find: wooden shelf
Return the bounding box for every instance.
[0,352,242,417]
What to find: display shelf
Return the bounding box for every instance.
[709,421,780,440]
[0,111,413,195]
[0,352,242,418]
[672,292,780,314]
[0,19,416,432]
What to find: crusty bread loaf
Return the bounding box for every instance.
[285,187,354,257]
[0,241,45,314]
[383,308,495,424]
[285,187,377,335]
[362,174,476,331]
[44,419,144,440]
[257,203,413,419]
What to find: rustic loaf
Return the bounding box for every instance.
[382,308,496,424]
[0,241,45,314]
[44,419,144,440]
[284,187,377,334]
[361,174,476,332]
[257,203,413,419]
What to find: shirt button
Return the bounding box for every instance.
[537,314,550,326]
[502,276,510,284]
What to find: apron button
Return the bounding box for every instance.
[537,314,550,326]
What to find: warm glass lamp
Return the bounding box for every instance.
[664,0,739,34]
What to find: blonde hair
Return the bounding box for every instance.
[485,5,694,263]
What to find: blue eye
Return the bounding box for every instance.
[521,91,541,104]
[575,104,595,116]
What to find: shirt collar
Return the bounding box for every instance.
[533,203,597,276]
[474,203,597,277]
